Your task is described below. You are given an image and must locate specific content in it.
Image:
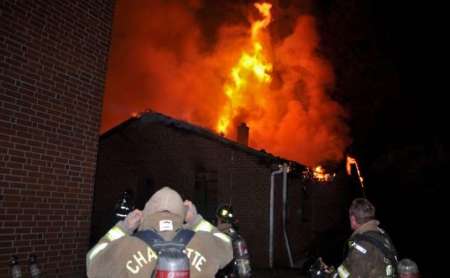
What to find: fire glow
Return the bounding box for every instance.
[217,3,273,135]
[312,166,335,182]
[102,0,351,166]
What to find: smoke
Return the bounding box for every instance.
[102,0,351,166]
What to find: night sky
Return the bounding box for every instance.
[316,1,446,276]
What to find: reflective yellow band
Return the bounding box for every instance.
[353,243,367,254]
[88,242,108,261]
[338,265,350,278]
[194,220,214,233]
[106,226,126,241]
[213,232,231,244]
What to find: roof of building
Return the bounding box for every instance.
[101,110,305,169]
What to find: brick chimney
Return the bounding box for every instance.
[237,122,249,146]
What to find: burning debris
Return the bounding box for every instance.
[346,155,366,196]
[302,165,336,183]
[312,166,336,182]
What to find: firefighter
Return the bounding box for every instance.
[215,204,252,278]
[216,204,236,234]
[87,187,233,278]
[335,198,398,278]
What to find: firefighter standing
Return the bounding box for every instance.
[87,187,233,278]
[215,205,252,278]
[336,198,398,278]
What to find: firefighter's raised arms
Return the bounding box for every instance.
[86,187,233,278]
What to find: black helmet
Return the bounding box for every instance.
[114,190,135,220]
[216,204,234,223]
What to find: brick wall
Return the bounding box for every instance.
[0,1,115,276]
[92,116,307,268]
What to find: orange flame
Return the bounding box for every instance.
[102,0,351,166]
[252,3,272,39]
[217,3,273,134]
[346,155,365,188]
[312,166,335,182]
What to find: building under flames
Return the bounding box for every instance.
[90,111,355,268]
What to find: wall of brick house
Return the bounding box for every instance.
[299,169,357,266]
[92,117,309,268]
[0,1,115,276]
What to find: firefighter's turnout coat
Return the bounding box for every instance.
[337,220,398,278]
[87,211,233,278]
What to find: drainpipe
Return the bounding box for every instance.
[269,165,283,268]
[282,163,294,268]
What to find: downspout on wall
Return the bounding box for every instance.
[269,165,283,268]
[282,163,294,268]
[269,163,295,268]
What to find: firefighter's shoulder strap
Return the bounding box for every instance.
[134,229,195,252]
[171,229,196,247]
[352,231,397,263]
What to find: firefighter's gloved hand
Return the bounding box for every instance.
[119,209,143,234]
[184,200,197,225]
[318,258,335,274]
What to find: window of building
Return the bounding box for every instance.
[194,171,218,222]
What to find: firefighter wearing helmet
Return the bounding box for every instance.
[313,198,398,278]
[86,187,233,278]
[215,204,252,278]
[216,205,234,227]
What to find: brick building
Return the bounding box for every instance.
[0,1,115,276]
[0,1,356,275]
[91,111,311,268]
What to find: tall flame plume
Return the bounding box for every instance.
[217,3,273,135]
[102,0,351,166]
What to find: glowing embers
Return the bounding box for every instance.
[302,165,336,183]
[312,166,335,182]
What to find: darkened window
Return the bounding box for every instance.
[194,171,218,222]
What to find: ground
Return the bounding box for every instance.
[254,268,308,277]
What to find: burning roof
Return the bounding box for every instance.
[101,110,305,171]
[102,1,351,166]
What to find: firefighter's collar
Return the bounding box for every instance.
[352,220,380,237]
[139,211,183,232]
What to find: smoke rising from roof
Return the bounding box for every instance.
[102,0,350,166]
